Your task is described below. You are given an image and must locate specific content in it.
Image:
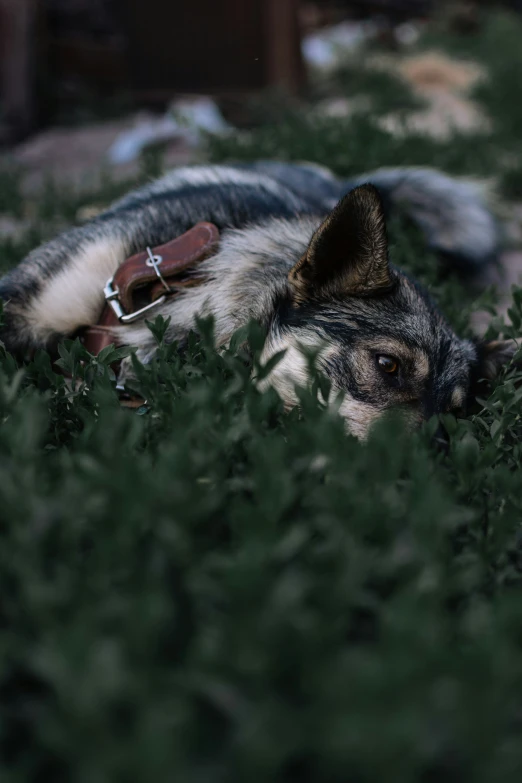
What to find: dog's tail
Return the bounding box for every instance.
[240,161,500,273]
[342,167,499,274]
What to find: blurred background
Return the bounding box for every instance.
[0,0,521,188]
[2,0,522,316]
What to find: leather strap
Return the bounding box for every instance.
[113,222,218,314]
[81,307,120,356]
[81,222,219,357]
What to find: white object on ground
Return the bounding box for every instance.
[302,19,423,72]
[394,22,421,47]
[107,97,232,166]
[301,21,378,71]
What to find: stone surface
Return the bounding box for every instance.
[0,113,198,196]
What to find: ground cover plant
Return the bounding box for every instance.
[1,9,522,782]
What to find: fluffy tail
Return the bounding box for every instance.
[238,161,500,273]
[343,167,500,273]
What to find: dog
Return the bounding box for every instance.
[0,161,515,439]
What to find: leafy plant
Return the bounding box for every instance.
[1,9,522,780]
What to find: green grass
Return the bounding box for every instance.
[0,168,24,218]
[210,110,500,180]
[2,9,522,782]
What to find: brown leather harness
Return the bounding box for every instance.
[77,222,219,402]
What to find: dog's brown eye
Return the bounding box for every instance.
[377,355,399,374]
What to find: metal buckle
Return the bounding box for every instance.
[103,246,170,324]
[145,247,172,294]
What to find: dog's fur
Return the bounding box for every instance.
[0,161,513,438]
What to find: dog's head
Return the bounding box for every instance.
[259,184,517,439]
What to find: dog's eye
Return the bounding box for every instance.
[377,354,399,374]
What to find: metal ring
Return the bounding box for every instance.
[145,247,163,268]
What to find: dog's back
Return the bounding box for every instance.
[0,161,499,354]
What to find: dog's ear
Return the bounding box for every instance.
[477,339,520,380]
[288,184,393,303]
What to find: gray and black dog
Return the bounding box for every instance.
[0,161,514,438]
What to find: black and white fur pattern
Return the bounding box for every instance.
[0,162,510,439]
